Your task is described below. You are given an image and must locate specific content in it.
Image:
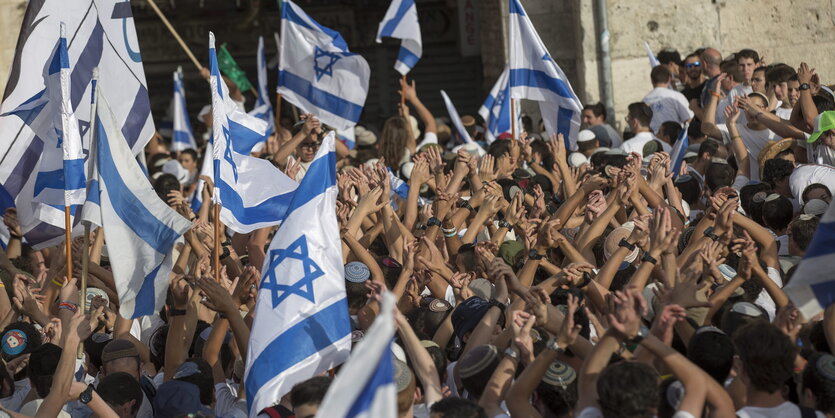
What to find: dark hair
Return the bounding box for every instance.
[734,322,796,393]
[658,122,682,145]
[179,148,198,162]
[583,103,607,119]
[153,173,181,201]
[688,329,734,383]
[530,139,555,170]
[705,162,735,193]
[802,352,835,414]
[657,49,682,66]
[740,183,772,219]
[651,65,672,85]
[675,175,701,205]
[98,372,143,415]
[761,159,794,188]
[687,120,704,140]
[536,375,578,417]
[487,139,513,160]
[345,280,369,311]
[736,48,760,63]
[424,345,448,385]
[803,183,832,203]
[429,397,487,418]
[698,139,720,158]
[790,216,820,252]
[765,63,797,86]
[814,94,835,113]
[684,52,700,62]
[597,361,659,418]
[720,61,744,83]
[28,343,62,398]
[627,102,653,128]
[290,376,332,409]
[762,195,793,231]
[413,304,452,341]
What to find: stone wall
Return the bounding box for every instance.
[0,0,27,97]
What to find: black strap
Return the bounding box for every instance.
[139,375,156,401]
[799,405,817,418]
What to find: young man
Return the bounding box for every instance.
[620,102,669,158]
[643,65,694,134]
[765,64,799,120]
[681,52,706,120]
[581,102,622,148]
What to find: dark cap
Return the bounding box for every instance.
[152,380,212,418]
[101,339,139,364]
[451,297,490,340]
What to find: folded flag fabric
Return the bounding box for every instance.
[479,68,513,143]
[376,0,422,75]
[247,35,275,142]
[785,202,835,318]
[440,90,474,144]
[644,41,661,68]
[172,66,197,152]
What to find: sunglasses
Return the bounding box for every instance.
[684,62,701,69]
[299,142,321,149]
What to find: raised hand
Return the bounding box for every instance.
[606,287,648,340]
[399,77,419,103]
[2,209,21,237]
[479,154,496,182]
[511,310,537,361]
[557,294,583,347]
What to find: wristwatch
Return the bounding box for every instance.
[799,83,811,91]
[459,200,473,211]
[618,238,636,251]
[497,219,513,229]
[169,308,187,317]
[79,384,95,405]
[546,337,566,354]
[640,252,658,265]
[627,324,650,344]
[488,298,507,313]
[703,226,720,242]
[504,347,520,362]
[426,217,442,227]
[528,250,545,260]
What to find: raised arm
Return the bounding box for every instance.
[701,73,726,140]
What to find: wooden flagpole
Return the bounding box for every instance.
[146,0,204,71]
[213,204,221,282]
[400,75,406,111]
[275,93,282,133]
[511,99,517,140]
[64,207,72,285]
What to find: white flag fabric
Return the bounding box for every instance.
[376,0,422,75]
[279,0,370,131]
[81,89,191,319]
[0,0,154,249]
[670,123,689,179]
[189,140,214,214]
[247,36,275,141]
[28,23,86,209]
[785,203,835,318]
[209,33,299,234]
[318,292,397,418]
[172,67,197,152]
[244,131,350,417]
[644,41,661,68]
[478,68,513,143]
[440,90,474,144]
[508,0,582,150]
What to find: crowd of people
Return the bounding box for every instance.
[2,43,835,418]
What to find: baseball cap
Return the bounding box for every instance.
[807,111,835,143]
[451,297,490,340]
[153,380,213,418]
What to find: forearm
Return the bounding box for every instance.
[596,246,629,290]
[164,315,187,381]
[752,264,789,308]
[4,238,20,259]
[273,132,306,167]
[397,317,442,405]
[483,356,525,417]
[577,331,621,410]
[38,334,80,418]
[627,251,660,290]
[701,95,722,139]
[343,234,385,283]
[403,183,422,231]
[577,203,621,252]
[90,227,105,264]
[173,242,192,275]
[706,277,746,323]
[461,307,502,357]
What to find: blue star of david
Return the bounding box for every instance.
[542,52,554,62]
[313,46,341,81]
[261,235,324,308]
[222,126,238,182]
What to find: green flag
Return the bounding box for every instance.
[217,43,254,91]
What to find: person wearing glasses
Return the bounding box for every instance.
[681,53,706,121]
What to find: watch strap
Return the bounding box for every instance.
[80,384,95,404]
[618,238,636,251]
[546,337,565,354]
[640,252,658,265]
[169,308,187,317]
[504,347,520,361]
[528,250,544,260]
[497,219,512,229]
[488,298,506,312]
[799,83,811,91]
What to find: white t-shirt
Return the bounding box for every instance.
[643,87,694,134]
[754,267,783,321]
[775,106,793,120]
[789,164,835,203]
[620,132,671,159]
[716,123,779,181]
[576,406,695,418]
[736,402,825,418]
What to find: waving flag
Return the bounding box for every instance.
[440,90,474,144]
[248,36,275,142]
[279,0,370,131]
[0,0,154,249]
[172,67,197,152]
[479,68,513,143]
[786,202,835,318]
[376,0,422,75]
[508,0,582,150]
[670,123,689,179]
[644,41,661,68]
[82,89,191,319]
[209,33,299,234]
[318,292,397,418]
[26,23,86,210]
[245,130,350,417]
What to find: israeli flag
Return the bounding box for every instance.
[508,0,582,150]
[28,23,86,209]
[318,292,397,418]
[440,90,474,144]
[279,0,370,131]
[0,0,154,249]
[337,128,356,150]
[644,41,661,68]
[209,33,299,234]
[81,89,191,319]
[786,202,835,318]
[189,140,214,213]
[244,131,350,417]
[376,0,422,75]
[247,36,275,141]
[172,67,196,152]
[670,123,689,179]
[478,68,513,143]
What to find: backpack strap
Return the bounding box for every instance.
[800,405,817,418]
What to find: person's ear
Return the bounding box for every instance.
[804,387,817,405]
[414,386,423,403]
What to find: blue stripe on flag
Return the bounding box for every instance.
[134,263,162,317]
[509,69,576,100]
[346,346,394,416]
[70,21,104,109]
[811,279,835,314]
[87,180,101,205]
[396,47,420,69]
[173,130,193,147]
[283,151,337,215]
[279,70,364,123]
[217,178,294,225]
[33,161,85,197]
[245,298,351,403]
[122,85,152,149]
[229,119,267,155]
[509,0,527,16]
[803,220,835,259]
[380,0,414,37]
[96,117,183,254]
[4,139,43,196]
[63,158,86,190]
[557,107,573,148]
[48,37,69,75]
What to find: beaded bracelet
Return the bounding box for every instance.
[58,301,78,313]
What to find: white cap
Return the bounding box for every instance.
[568,152,589,168]
[355,125,377,146]
[577,129,596,143]
[162,159,189,183]
[400,161,415,180]
[452,141,486,157]
[804,199,829,216]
